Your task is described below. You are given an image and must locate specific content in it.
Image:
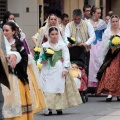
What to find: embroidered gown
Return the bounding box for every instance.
[21,32,46,113]
[2,39,34,120]
[97,29,120,96]
[2,38,46,120]
[22,38,46,113]
[88,19,106,88]
[39,40,82,110]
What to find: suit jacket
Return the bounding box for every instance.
[0,29,10,89]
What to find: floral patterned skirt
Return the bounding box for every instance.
[44,71,82,110]
[97,52,120,96]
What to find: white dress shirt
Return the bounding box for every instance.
[65,21,95,45]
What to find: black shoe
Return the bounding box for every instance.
[117,97,120,101]
[106,97,112,102]
[56,110,63,115]
[44,111,52,116]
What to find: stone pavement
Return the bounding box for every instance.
[34,95,120,120]
[97,110,120,120]
[81,97,120,120]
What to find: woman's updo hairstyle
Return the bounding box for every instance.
[48,14,57,20]
[90,6,100,16]
[110,15,119,20]
[4,21,23,52]
[48,26,58,34]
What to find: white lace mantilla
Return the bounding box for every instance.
[2,75,22,118]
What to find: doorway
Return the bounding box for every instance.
[43,0,64,21]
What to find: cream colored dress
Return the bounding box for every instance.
[40,40,82,110]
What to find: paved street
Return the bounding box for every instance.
[34,94,120,120]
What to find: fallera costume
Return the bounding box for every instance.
[22,38,46,113]
[0,28,11,120]
[88,19,106,88]
[39,33,82,110]
[97,28,120,97]
[36,16,63,47]
[2,37,34,120]
[2,30,46,120]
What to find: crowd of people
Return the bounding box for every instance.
[0,4,120,120]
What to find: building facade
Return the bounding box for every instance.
[39,0,102,24]
[107,0,120,17]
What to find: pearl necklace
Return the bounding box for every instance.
[92,18,99,24]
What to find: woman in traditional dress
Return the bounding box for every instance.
[38,26,82,115]
[0,26,21,120]
[97,15,120,102]
[2,21,34,120]
[11,20,46,113]
[88,6,106,91]
[32,14,63,46]
[3,20,46,117]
